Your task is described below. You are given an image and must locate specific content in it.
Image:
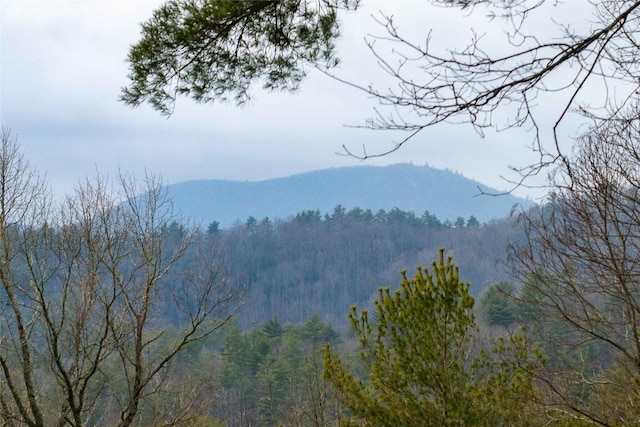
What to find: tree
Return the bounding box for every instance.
[121,0,359,115]
[480,282,516,328]
[421,209,443,229]
[123,1,640,176]
[294,209,322,224]
[466,215,480,228]
[511,117,640,425]
[324,248,541,426]
[207,220,220,234]
[245,215,258,231]
[330,204,346,221]
[0,129,239,426]
[218,316,342,426]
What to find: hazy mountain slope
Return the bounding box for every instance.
[167,164,533,227]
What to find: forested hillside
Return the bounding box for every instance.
[0,131,630,426]
[209,206,523,327]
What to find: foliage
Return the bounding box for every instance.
[207,220,220,233]
[324,249,542,426]
[466,215,480,228]
[454,216,466,228]
[218,316,342,426]
[121,0,359,114]
[480,282,516,327]
[421,209,443,229]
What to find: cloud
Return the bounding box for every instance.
[1,0,579,201]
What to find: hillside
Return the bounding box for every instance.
[167,163,533,227]
[211,206,524,327]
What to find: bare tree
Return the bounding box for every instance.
[324,0,640,178]
[0,129,239,426]
[124,0,640,181]
[0,128,52,427]
[511,115,640,425]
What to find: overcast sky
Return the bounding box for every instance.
[0,0,591,201]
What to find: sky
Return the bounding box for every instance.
[0,0,592,201]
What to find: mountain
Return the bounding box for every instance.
[167,164,533,228]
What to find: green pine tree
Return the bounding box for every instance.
[324,249,543,426]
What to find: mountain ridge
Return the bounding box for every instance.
[166,163,533,227]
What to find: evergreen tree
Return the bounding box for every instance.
[480,282,516,327]
[466,215,480,228]
[207,220,220,234]
[324,249,542,426]
[122,0,359,115]
[421,209,443,229]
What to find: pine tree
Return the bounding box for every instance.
[324,249,542,426]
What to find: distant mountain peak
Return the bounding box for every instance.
[167,164,533,228]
